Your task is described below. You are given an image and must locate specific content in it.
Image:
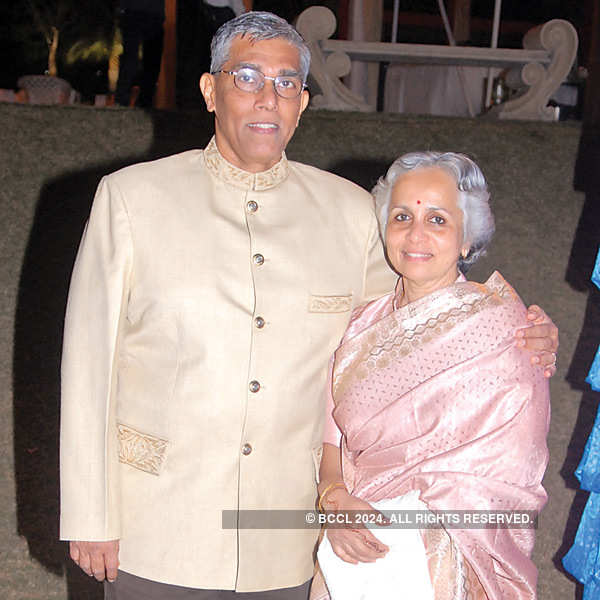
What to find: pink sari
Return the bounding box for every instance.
[316,272,550,600]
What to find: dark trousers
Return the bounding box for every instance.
[105,570,311,600]
[115,10,165,107]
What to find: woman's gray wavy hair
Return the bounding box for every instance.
[210,12,311,82]
[372,152,495,272]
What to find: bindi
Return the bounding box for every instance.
[417,200,421,204]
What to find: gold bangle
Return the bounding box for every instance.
[318,482,346,512]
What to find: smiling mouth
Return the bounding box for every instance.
[403,251,432,259]
[248,123,279,131]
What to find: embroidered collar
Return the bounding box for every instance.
[203,136,289,191]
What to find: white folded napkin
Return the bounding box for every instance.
[317,491,434,600]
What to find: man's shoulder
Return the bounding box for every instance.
[106,150,205,188]
[288,160,372,201]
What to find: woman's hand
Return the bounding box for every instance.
[322,487,389,564]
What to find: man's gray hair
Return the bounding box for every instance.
[210,11,311,82]
[372,152,495,272]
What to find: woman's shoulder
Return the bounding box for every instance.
[461,271,528,330]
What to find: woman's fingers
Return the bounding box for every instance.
[329,527,388,563]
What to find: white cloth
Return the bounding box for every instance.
[317,492,434,600]
[384,64,488,116]
[203,0,245,16]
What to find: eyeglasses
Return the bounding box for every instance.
[212,67,306,99]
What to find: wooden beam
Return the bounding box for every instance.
[155,0,177,110]
[449,0,471,43]
[321,39,550,68]
[583,0,600,126]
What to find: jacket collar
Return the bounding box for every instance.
[203,136,289,191]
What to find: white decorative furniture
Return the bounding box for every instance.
[296,6,578,121]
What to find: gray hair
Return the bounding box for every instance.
[210,11,311,83]
[372,152,495,272]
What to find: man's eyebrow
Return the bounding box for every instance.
[232,62,261,71]
[232,62,300,76]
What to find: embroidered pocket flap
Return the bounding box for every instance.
[117,423,169,476]
[308,294,353,313]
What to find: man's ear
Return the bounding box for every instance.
[199,73,216,112]
[296,89,310,126]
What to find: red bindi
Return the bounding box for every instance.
[417,200,421,204]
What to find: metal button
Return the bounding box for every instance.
[254,316,265,329]
[241,443,252,456]
[247,200,258,213]
[249,380,261,393]
[253,253,264,265]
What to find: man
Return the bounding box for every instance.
[114,0,165,107]
[60,12,558,600]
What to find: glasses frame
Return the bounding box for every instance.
[212,68,307,99]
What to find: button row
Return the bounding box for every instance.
[242,201,262,461]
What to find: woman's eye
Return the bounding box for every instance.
[393,213,410,222]
[430,215,445,225]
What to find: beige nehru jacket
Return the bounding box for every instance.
[60,137,395,591]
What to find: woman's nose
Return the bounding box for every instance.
[406,220,426,241]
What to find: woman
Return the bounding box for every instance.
[311,152,550,600]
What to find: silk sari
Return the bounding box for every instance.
[313,272,550,600]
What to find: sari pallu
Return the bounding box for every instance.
[330,272,550,600]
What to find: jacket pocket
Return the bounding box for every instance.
[308,294,352,313]
[117,423,169,476]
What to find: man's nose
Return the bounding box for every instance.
[255,81,279,110]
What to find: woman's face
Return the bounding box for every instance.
[385,167,469,293]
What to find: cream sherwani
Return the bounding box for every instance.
[60,137,395,591]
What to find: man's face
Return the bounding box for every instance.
[199,36,309,173]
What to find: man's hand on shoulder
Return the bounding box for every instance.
[516,304,559,378]
[69,540,120,582]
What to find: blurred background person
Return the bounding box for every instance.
[115,0,165,107]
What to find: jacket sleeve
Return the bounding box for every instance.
[361,211,396,304]
[60,175,133,541]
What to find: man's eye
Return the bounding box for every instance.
[277,78,299,90]
[237,70,259,84]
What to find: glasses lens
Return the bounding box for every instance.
[275,76,303,98]
[234,68,263,92]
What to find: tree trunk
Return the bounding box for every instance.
[108,28,121,93]
[48,26,59,77]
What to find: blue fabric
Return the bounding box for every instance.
[588,347,600,393]
[588,249,600,393]
[563,248,600,596]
